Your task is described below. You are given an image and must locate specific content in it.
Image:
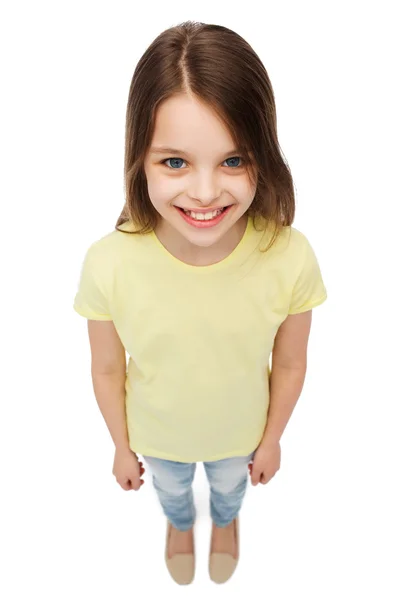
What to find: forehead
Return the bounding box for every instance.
[150,94,237,155]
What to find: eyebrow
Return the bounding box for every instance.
[150,146,241,157]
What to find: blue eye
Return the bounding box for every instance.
[161,156,245,169]
[224,156,243,168]
[163,158,186,169]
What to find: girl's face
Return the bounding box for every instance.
[143,93,257,257]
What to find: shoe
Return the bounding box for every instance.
[165,519,195,585]
[209,516,239,584]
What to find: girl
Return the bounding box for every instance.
[73,21,327,586]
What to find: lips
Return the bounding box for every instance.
[176,205,232,212]
[175,203,234,228]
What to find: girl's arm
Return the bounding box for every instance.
[91,370,130,451]
[261,311,312,445]
[87,320,130,451]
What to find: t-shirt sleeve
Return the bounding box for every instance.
[73,243,112,320]
[288,234,327,315]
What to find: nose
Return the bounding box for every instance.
[188,171,222,205]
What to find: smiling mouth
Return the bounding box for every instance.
[176,205,232,213]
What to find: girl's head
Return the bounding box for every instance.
[116,21,295,251]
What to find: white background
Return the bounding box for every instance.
[1,0,417,598]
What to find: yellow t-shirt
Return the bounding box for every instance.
[73,215,327,462]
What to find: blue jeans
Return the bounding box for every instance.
[141,450,256,531]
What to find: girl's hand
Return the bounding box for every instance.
[248,440,281,485]
[112,447,145,491]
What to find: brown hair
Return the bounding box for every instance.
[116,20,295,252]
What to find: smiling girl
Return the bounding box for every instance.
[74,20,327,586]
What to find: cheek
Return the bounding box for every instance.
[234,178,256,198]
[146,176,176,203]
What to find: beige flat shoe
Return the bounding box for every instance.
[209,516,239,584]
[165,520,195,585]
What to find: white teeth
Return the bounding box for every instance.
[184,208,223,220]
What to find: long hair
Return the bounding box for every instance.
[116,20,295,252]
